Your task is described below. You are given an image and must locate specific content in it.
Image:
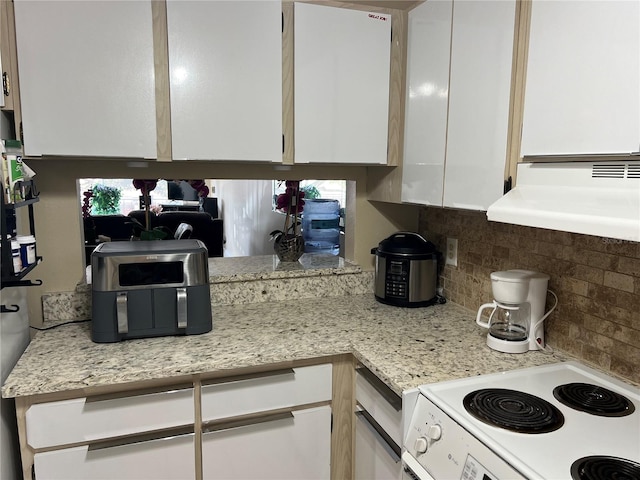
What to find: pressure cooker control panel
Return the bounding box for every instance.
[386,260,408,298]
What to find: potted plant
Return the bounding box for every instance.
[270,180,305,262]
[90,184,121,215]
[131,179,170,240]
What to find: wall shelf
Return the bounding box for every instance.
[1,179,42,307]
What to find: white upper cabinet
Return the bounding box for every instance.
[402,0,515,210]
[13,1,157,158]
[521,0,640,156]
[294,2,391,164]
[401,0,452,206]
[166,1,282,162]
[443,0,514,209]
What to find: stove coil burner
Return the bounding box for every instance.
[571,456,640,480]
[553,383,636,417]
[463,388,564,434]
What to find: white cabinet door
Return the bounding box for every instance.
[34,433,195,480]
[401,0,452,206]
[356,370,402,446]
[201,364,332,422]
[521,1,640,156]
[401,0,514,210]
[202,406,331,480]
[443,0,515,210]
[294,3,391,165]
[166,1,282,161]
[355,412,401,480]
[13,1,157,158]
[26,388,194,449]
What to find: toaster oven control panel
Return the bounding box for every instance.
[386,260,408,298]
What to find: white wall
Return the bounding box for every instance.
[211,179,284,257]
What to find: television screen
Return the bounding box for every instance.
[167,180,198,201]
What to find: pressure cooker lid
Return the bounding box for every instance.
[374,232,438,256]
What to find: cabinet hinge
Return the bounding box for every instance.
[282,12,284,33]
[2,72,10,96]
[282,134,285,154]
[330,412,333,433]
[503,176,513,194]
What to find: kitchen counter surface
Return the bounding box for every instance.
[207,254,362,283]
[77,254,361,291]
[2,295,571,399]
[43,254,370,325]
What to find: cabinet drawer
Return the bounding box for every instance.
[356,369,402,446]
[26,387,194,449]
[201,364,332,422]
[33,432,195,480]
[202,406,331,479]
[355,412,402,480]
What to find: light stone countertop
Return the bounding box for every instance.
[78,254,361,291]
[206,254,362,283]
[2,295,571,399]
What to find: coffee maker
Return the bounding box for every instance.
[476,270,557,353]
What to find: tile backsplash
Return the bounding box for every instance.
[419,208,640,383]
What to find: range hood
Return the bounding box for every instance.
[487,160,640,242]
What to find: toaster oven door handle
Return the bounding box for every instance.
[116,292,129,334]
[177,287,188,329]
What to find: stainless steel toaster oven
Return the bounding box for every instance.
[91,240,212,343]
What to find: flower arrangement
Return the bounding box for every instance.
[270,180,306,261]
[81,189,93,219]
[132,178,210,240]
[185,179,209,198]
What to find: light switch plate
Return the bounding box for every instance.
[446,237,458,267]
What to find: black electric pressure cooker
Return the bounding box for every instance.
[371,232,441,307]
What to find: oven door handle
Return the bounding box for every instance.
[355,406,401,461]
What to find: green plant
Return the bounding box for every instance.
[91,184,121,215]
[301,185,321,200]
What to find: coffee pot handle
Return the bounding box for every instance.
[476,303,497,329]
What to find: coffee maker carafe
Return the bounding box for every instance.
[476,270,557,353]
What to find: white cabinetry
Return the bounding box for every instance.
[13,1,157,158]
[402,0,515,210]
[201,364,332,421]
[401,0,452,206]
[21,364,334,480]
[166,1,282,161]
[521,1,640,156]
[26,387,195,479]
[33,434,195,480]
[355,368,402,480]
[294,2,391,165]
[25,388,194,448]
[203,406,331,479]
[201,365,332,480]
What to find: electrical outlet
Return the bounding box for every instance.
[446,237,458,267]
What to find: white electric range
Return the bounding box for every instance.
[402,361,640,480]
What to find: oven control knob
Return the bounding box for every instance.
[427,424,442,441]
[414,437,429,454]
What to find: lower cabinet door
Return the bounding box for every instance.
[33,433,195,480]
[202,406,331,479]
[355,411,402,480]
